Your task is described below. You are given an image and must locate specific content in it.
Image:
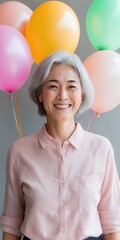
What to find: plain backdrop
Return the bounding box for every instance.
[0,0,120,239]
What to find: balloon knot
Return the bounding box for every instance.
[9,93,13,100]
[96,112,100,118]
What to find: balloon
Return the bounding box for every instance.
[86,0,120,51]
[0,25,32,93]
[84,50,120,113]
[0,1,33,36]
[26,1,80,63]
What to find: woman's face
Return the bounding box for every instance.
[39,63,83,123]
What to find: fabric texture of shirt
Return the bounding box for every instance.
[1,123,120,240]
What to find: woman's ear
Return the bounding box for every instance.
[38,93,43,102]
[81,93,84,102]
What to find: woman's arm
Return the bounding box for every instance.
[2,232,21,240]
[103,232,120,240]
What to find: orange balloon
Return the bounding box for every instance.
[0,1,33,36]
[26,1,80,63]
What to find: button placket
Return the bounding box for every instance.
[59,152,66,238]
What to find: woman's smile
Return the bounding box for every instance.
[53,103,71,109]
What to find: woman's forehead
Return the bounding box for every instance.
[48,63,80,77]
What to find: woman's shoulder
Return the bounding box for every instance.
[8,130,41,154]
[83,129,113,150]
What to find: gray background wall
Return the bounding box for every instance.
[0,0,120,238]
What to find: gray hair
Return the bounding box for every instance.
[29,50,94,116]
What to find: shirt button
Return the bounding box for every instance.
[60,178,65,184]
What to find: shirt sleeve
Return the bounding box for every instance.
[0,144,25,236]
[98,143,120,234]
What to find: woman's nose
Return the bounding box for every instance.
[57,88,68,100]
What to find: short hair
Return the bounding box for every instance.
[29,50,94,116]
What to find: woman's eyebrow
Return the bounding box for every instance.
[67,80,78,83]
[46,79,58,83]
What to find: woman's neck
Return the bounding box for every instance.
[46,119,76,144]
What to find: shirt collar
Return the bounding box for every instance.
[67,122,84,149]
[39,122,84,150]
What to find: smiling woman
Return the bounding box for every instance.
[1,51,120,240]
[29,50,94,116]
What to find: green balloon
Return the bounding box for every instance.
[86,0,120,50]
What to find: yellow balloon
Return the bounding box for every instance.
[26,1,80,63]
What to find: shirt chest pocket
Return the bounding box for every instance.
[77,175,102,214]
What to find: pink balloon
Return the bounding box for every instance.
[0,25,32,93]
[0,1,33,36]
[84,50,120,113]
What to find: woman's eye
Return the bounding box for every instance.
[49,85,58,89]
[69,85,76,89]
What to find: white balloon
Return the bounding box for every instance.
[84,50,120,113]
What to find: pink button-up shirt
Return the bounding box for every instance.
[1,123,120,240]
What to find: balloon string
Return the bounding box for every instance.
[16,93,23,138]
[80,114,83,125]
[87,109,93,131]
[9,93,23,139]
